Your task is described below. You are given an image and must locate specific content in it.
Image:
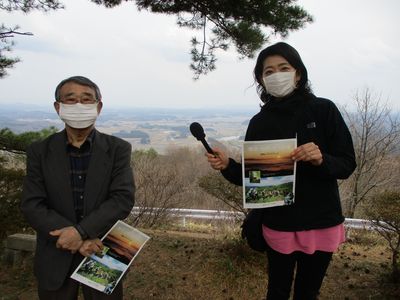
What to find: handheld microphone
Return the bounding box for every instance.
[189,122,215,155]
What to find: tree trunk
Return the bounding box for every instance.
[392,249,399,283]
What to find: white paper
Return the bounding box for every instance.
[71,220,150,294]
[242,138,297,209]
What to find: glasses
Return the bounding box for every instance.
[60,94,98,104]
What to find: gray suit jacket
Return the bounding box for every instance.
[21,129,135,290]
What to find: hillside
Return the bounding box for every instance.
[1,227,399,299]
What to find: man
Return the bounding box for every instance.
[21,76,135,299]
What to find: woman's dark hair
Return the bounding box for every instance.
[55,76,102,102]
[253,42,311,103]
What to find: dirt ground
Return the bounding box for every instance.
[1,228,399,300]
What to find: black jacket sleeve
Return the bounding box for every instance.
[220,116,262,186]
[305,99,356,179]
[221,158,243,186]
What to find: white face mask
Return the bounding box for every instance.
[59,103,99,129]
[263,71,296,98]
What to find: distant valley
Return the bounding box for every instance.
[0,104,258,153]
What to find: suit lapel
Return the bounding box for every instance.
[84,130,111,213]
[48,130,75,217]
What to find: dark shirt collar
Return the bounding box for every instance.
[64,129,96,150]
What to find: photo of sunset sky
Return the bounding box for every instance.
[103,222,150,265]
[243,139,296,177]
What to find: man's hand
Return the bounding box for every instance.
[79,239,104,257]
[49,226,83,253]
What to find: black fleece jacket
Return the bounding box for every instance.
[222,92,356,231]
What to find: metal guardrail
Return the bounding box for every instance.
[344,218,376,230]
[131,207,379,230]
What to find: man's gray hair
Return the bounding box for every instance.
[54,76,102,101]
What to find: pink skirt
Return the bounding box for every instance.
[262,223,345,254]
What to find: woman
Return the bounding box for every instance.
[206,42,356,300]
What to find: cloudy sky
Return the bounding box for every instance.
[0,0,399,111]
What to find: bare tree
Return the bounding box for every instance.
[163,146,226,210]
[129,146,217,225]
[198,171,245,217]
[341,88,400,217]
[129,149,188,227]
[364,191,400,283]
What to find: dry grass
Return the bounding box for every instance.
[1,227,399,300]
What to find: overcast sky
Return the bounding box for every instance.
[0,0,399,111]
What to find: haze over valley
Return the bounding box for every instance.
[0,103,256,154]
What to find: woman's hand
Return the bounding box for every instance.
[291,142,323,166]
[205,147,230,171]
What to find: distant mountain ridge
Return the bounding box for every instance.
[0,104,253,153]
